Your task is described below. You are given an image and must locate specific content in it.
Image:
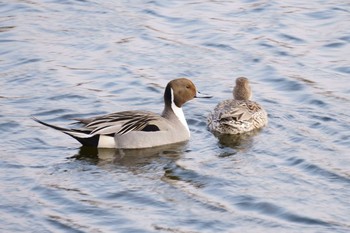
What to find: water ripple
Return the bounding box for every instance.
[285,157,350,185]
[1,0,350,232]
[235,196,330,226]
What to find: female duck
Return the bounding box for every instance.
[34,78,210,149]
[207,77,267,134]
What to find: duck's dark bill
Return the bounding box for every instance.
[195,91,213,98]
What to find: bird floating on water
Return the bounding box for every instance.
[207,77,268,134]
[33,78,211,149]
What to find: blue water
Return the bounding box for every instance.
[1,0,349,232]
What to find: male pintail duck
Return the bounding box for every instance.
[34,78,211,149]
[207,77,267,134]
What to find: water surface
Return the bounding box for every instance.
[1,0,349,232]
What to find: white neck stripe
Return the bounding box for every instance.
[170,88,190,135]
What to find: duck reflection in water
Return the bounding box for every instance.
[213,129,262,156]
[72,142,188,167]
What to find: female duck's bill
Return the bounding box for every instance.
[207,77,268,135]
[33,78,212,149]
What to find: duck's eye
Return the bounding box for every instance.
[186,85,190,89]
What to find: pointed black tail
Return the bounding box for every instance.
[32,117,100,147]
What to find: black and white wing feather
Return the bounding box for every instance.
[80,111,161,135]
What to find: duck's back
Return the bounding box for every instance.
[208,99,267,134]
